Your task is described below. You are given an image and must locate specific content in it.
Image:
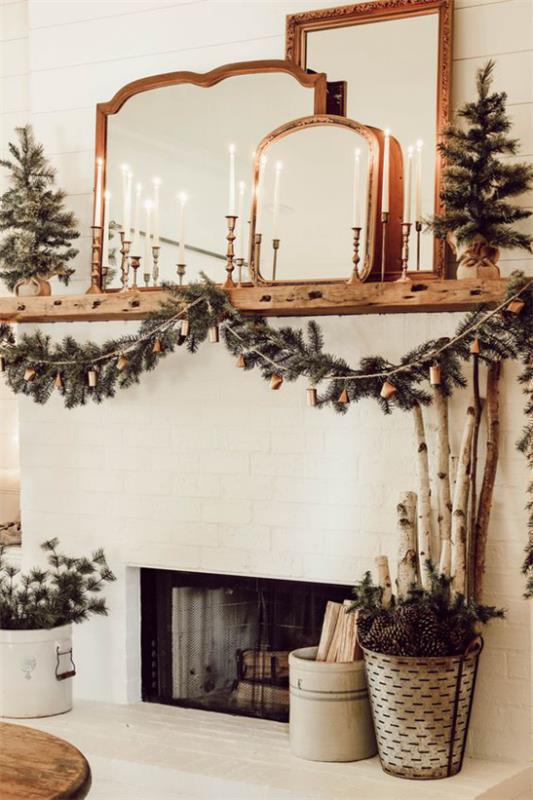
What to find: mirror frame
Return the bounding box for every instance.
[93,60,329,289]
[248,114,401,285]
[286,0,453,279]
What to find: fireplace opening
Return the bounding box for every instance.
[141,568,351,722]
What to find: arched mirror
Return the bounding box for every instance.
[92,61,327,291]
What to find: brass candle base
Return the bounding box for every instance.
[86,225,103,294]
[130,255,141,289]
[176,263,186,285]
[415,220,422,270]
[380,211,389,283]
[223,214,238,288]
[397,222,412,283]
[152,245,160,286]
[347,226,362,284]
[118,233,131,293]
[272,238,280,281]
[235,258,244,287]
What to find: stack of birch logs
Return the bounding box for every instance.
[382,355,501,602]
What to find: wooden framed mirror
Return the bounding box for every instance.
[92,60,327,290]
[286,0,453,279]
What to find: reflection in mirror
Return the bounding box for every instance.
[104,73,321,289]
[303,11,441,273]
[251,120,379,283]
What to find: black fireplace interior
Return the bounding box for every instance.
[141,569,351,722]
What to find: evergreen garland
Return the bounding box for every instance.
[0,126,80,291]
[0,272,531,593]
[429,60,533,251]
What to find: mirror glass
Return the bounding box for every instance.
[253,123,375,282]
[104,73,319,288]
[305,13,439,272]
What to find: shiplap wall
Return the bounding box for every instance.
[1,0,532,763]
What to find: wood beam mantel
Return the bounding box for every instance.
[0,279,509,324]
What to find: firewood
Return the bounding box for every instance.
[396,491,418,598]
[413,404,432,587]
[433,388,452,575]
[338,603,362,662]
[451,406,476,595]
[375,555,392,608]
[474,361,501,601]
[326,602,348,662]
[316,601,342,661]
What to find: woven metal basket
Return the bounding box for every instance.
[362,637,483,779]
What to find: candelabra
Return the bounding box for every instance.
[86,226,103,294]
[235,258,245,287]
[223,215,237,288]
[130,255,141,289]
[119,231,131,292]
[271,239,280,281]
[254,233,262,279]
[347,227,362,284]
[415,220,422,270]
[380,211,389,283]
[152,245,160,287]
[397,222,412,283]
[176,263,186,285]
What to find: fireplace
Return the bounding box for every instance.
[141,569,351,722]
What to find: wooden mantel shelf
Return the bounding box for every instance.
[0,278,509,323]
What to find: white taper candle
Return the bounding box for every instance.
[178,192,187,264]
[93,158,104,226]
[237,181,246,260]
[272,161,283,240]
[131,182,142,256]
[404,146,414,223]
[353,148,361,228]
[152,177,161,246]
[381,130,390,214]
[415,139,423,223]
[101,191,111,266]
[144,199,153,272]
[228,144,236,215]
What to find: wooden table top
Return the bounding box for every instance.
[0,722,91,799]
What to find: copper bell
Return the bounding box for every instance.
[270,374,283,390]
[306,387,318,407]
[507,299,525,315]
[380,380,397,400]
[24,367,36,382]
[54,371,63,390]
[117,354,128,371]
[470,337,480,354]
[338,387,349,404]
[236,354,246,368]
[152,338,162,354]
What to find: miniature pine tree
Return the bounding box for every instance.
[0,125,79,292]
[430,60,533,263]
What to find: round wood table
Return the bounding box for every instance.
[0,722,91,799]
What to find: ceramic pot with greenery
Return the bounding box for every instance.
[0,539,115,718]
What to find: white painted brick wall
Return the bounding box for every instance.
[1,0,532,763]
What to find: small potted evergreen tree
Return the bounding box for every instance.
[0,126,80,296]
[0,538,115,718]
[430,60,533,278]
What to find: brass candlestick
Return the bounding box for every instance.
[87,225,103,294]
[347,226,362,284]
[415,220,422,270]
[380,211,389,283]
[271,239,280,281]
[235,257,245,286]
[254,233,262,278]
[176,264,186,285]
[119,232,131,292]
[130,256,141,289]
[223,214,237,288]
[152,245,160,286]
[397,222,412,283]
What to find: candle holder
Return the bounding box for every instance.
[86,226,103,294]
[152,245,160,287]
[254,233,262,278]
[397,222,412,283]
[130,255,141,289]
[380,211,389,283]
[415,220,422,270]
[223,214,238,288]
[176,264,186,285]
[235,258,245,287]
[271,239,280,281]
[347,227,362,284]
[143,271,151,288]
[118,231,131,293]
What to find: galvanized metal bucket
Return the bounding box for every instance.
[362,637,483,779]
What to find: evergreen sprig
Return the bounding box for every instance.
[0,125,80,291]
[429,60,533,251]
[0,539,116,630]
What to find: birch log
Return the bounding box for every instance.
[375,555,392,608]
[474,362,501,602]
[434,388,452,575]
[451,406,476,595]
[468,354,484,599]
[396,491,418,598]
[413,405,432,588]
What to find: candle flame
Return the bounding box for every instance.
[121,163,130,173]
[384,128,391,138]
[355,148,361,157]
[275,161,283,172]
[229,144,236,155]
[408,146,414,157]
[416,139,424,151]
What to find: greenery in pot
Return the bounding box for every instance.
[0,538,116,630]
[350,565,504,658]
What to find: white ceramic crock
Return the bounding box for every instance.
[0,624,74,718]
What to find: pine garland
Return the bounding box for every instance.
[0,272,531,592]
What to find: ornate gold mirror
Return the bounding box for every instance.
[91,61,327,291]
[286,0,453,278]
